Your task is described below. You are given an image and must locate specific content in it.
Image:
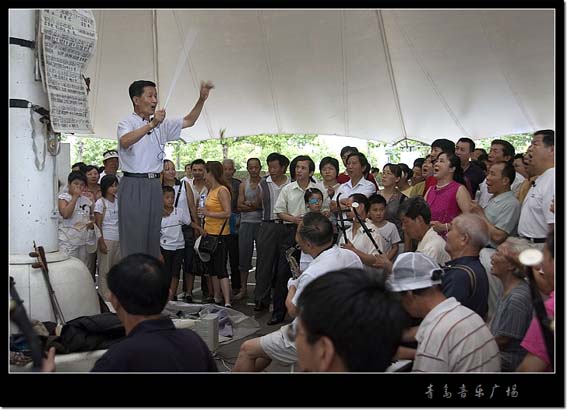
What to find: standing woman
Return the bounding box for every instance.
[161,159,204,301]
[198,161,232,307]
[318,157,341,240]
[425,151,472,236]
[94,175,121,301]
[378,164,407,248]
[84,165,102,203]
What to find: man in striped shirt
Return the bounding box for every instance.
[388,252,501,372]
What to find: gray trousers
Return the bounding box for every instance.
[254,222,287,305]
[118,176,162,259]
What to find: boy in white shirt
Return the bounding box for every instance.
[367,194,401,261]
[161,186,191,300]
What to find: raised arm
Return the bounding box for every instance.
[182,81,214,129]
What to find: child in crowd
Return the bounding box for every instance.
[57,171,94,265]
[298,188,328,271]
[160,185,191,301]
[367,194,401,261]
[94,175,121,301]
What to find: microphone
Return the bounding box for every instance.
[531,180,536,188]
[147,115,154,134]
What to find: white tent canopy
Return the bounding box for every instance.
[85,9,555,144]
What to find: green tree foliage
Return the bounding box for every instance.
[65,136,119,166]
[474,133,533,155]
[171,134,334,172]
[65,132,534,173]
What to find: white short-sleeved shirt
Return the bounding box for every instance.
[476,171,525,208]
[299,251,314,272]
[369,220,401,254]
[518,167,555,238]
[417,227,451,265]
[58,192,92,247]
[160,208,191,251]
[273,181,328,222]
[117,113,183,173]
[291,245,363,307]
[94,198,119,241]
[332,177,377,202]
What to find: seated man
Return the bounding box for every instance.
[43,253,218,372]
[399,196,450,265]
[444,214,490,319]
[388,252,501,372]
[232,212,363,372]
[293,268,409,372]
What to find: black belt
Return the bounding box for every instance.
[520,236,547,244]
[123,171,160,179]
[262,219,285,224]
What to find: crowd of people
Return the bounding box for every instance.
[52,79,555,373]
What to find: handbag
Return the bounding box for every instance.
[198,218,228,256]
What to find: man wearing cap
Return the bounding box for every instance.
[388,252,501,372]
[117,79,214,258]
[98,149,121,183]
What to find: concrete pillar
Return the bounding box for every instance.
[10,9,100,326]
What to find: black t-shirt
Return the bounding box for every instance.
[91,317,218,372]
[463,162,486,197]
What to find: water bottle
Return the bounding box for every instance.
[198,194,206,222]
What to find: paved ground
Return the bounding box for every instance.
[183,273,294,373]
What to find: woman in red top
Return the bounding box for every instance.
[425,152,472,236]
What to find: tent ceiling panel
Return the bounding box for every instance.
[83,9,555,143]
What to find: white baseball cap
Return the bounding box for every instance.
[103,150,119,161]
[387,252,443,292]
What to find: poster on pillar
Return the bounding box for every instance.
[39,9,96,134]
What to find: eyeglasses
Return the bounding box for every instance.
[308,198,322,205]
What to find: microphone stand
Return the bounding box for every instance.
[351,203,383,255]
[335,193,349,244]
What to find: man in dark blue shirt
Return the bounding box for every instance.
[44,254,217,372]
[443,214,490,319]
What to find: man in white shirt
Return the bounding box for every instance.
[117,79,213,258]
[517,129,555,248]
[387,252,501,372]
[399,197,450,265]
[475,139,525,208]
[233,212,363,372]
